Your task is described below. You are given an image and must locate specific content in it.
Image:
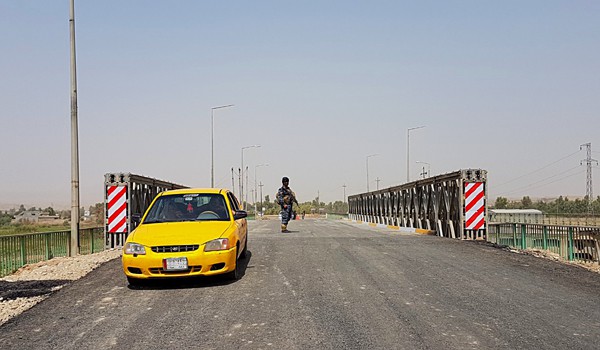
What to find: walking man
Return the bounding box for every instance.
[276,176,298,233]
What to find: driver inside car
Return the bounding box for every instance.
[164,201,185,220]
[199,197,228,219]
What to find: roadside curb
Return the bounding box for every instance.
[344,218,436,235]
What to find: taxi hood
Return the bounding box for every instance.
[128,221,233,246]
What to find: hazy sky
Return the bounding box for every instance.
[1,1,599,210]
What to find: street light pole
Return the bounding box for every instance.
[254,164,269,217]
[210,104,234,187]
[69,0,81,257]
[366,154,378,192]
[241,145,260,210]
[407,126,425,183]
[245,166,249,210]
[259,181,264,216]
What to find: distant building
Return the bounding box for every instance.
[489,209,544,224]
[12,210,61,224]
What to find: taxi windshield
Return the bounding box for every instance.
[143,193,230,223]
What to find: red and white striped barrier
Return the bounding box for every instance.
[465,182,485,230]
[107,185,127,233]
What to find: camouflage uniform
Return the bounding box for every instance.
[276,177,297,232]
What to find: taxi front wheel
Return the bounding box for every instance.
[225,247,241,280]
[240,238,248,259]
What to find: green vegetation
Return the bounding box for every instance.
[493,195,600,215]
[244,195,348,216]
[0,212,12,226]
[0,202,105,236]
[0,224,70,236]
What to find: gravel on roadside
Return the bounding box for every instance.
[0,249,122,326]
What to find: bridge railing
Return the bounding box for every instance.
[348,169,487,240]
[0,227,104,278]
[488,223,600,263]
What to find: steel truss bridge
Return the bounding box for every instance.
[348,169,487,240]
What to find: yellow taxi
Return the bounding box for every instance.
[122,188,248,286]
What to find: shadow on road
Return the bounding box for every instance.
[127,251,253,290]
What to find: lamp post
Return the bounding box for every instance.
[366,154,379,192]
[241,145,260,210]
[416,161,430,179]
[254,164,269,217]
[69,0,80,256]
[210,104,234,187]
[407,126,425,182]
[259,181,264,216]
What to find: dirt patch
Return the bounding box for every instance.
[0,249,121,326]
[482,241,600,274]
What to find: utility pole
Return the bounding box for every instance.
[241,145,260,210]
[232,167,241,197]
[245,166,249,210]
[342,184,347,203]
[580,143,598,213]
[366,154,378,192]
[250,189,255,215]
[254,164,268,217]
[69,0,80,257]
[376,177,381,190]
[231,168,235,194]
[238,168,242,204]
[259,182,264,216]
[407,126,425,183]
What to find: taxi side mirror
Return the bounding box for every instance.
[233,210,247,220]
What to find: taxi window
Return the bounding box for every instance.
[227,192,240,211]
[144,193,230,223]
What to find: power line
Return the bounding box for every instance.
[493,165,584,197]
[494,150,581,189]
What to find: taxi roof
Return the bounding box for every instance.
[158,188,229,196]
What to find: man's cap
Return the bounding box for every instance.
[282,176,289,183]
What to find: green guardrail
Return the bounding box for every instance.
[0,227,105,278]
[488,223,599,263]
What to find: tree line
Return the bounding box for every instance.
[247,195,349,215]
[493,195,600,215]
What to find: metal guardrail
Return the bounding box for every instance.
[348,169,488,240]
[0,227,104,278]
[488,223,600,263]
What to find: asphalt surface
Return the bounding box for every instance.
[1,219,600,350]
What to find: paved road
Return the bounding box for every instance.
[1,219,600,349]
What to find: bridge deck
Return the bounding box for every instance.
[1,219,599,349]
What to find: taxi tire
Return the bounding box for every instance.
[240,238,248,259]
[225,246,240,280]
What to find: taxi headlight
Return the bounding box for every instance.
[204,238,230,252]
[124,242,146,255]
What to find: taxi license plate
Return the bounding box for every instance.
[163,257,188,271]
